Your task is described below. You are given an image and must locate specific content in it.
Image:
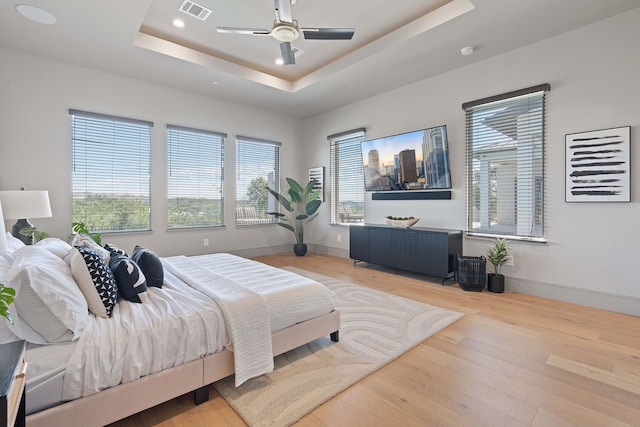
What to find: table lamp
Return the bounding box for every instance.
[0,189,52,245]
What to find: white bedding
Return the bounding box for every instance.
[39,252,336,404]
[188,253,336,331]
[61,274,226,401]
[163,253,336,386]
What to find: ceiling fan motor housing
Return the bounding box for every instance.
[272,22,300,42]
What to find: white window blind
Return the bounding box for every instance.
[329,128,366,225]
[71,109,152,233]
[463,84,549,240]
[235,136,280,225]
[167,125,225,229]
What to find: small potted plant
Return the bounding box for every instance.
[486,238,510,293]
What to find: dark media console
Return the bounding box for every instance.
[349,224,462,284]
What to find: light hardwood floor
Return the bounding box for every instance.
[111,252,640,427]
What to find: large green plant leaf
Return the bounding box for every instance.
[306,199,322,215]
[277,222,295,233]
[307,190,320,202]
[303,179,316,195]
[0,285,15,324]
[288,187,302,203]
[286,177,304,195]
[265,187,293,211]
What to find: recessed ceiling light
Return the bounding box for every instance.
[275,58,284,65]
[211,80,219,85]
[16,4,57,25]
[173,18,185,28]
[460,46,475,56]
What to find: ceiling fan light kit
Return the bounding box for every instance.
[272,22,300,42]
[215,0,355,65]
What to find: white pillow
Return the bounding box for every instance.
[5,246,89,344]
[70,233,110,265]
[35,237,72,258]
[1,232,26,262]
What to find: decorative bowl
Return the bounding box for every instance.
[384,217,419,228]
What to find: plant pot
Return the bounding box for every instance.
[293,243,307,257]
[487,273,505,293]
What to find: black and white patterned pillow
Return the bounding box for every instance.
[69,246,118,318]
[109,253,148,303]
[131,246,164,288]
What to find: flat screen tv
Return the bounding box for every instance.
[361,125,451,191]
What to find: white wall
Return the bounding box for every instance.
[303,8,640,315]
[0,49,304,257]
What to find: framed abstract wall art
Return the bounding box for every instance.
[565,126,631,202]
[308,166,324,202]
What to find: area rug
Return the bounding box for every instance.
[214,267,463,427]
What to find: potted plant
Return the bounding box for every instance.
[266,177,322,256]
[486,237,510,293]
[0,283,16,325]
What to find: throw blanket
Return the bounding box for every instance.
[163,256,274,386]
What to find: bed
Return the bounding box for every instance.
[0,235,340,427]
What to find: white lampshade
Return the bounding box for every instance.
[0,190,52,220]
[0,200,7,252]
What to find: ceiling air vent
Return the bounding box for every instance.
[179,0,212,21]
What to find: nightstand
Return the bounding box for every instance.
[0,341,26,427]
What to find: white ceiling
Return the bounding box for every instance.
[1,0,638,118]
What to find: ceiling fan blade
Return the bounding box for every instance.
[274,0,293,23]
[302,28,355,40]
[216,27,270,35]
[280,42,295,65]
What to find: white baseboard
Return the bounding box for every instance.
[230,244,292,258]
[308,244,349,259]
[506,276,640,317]
[271,245,640,317]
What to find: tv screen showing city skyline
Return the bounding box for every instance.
[361,125,451,191]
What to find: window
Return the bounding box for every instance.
[71,109,152,233]
[235,136,280,225]
[463,84,550,240]
[329,128,366,225]
[167,125,225,229]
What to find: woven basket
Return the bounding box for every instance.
[456,255,487,292]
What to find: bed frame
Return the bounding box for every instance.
[25,310,340,427]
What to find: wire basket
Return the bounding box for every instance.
[456,255,487,292]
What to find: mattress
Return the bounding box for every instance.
[26,342,76,414]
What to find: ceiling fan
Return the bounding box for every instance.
[216,0,355,65]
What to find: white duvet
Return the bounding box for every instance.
[61,253,335,400]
